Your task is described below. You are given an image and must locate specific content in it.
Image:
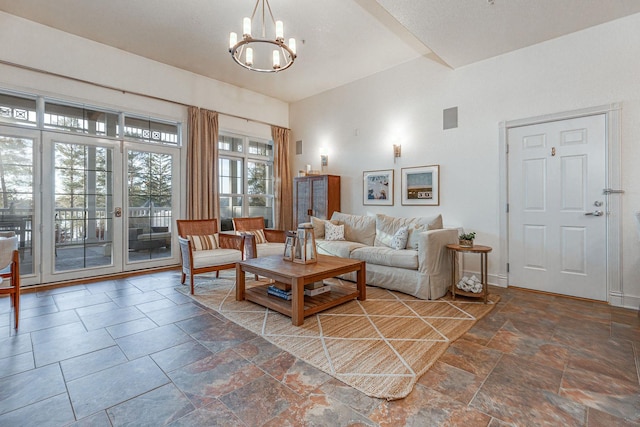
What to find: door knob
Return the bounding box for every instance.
[584,210,603,216]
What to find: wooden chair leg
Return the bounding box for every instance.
[216,271,219,278]
[190,274,195,295]
[181,272,186,284]
[13,291,19,329]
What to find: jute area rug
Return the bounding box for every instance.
[178,272,499,400]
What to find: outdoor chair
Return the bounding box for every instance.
[176,219,245,294]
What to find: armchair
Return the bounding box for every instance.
[0,234,20,329]
[232,217,286,259]
[176,219,245,294]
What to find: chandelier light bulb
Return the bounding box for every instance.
[243,17,252,37]
[229,0,296,73]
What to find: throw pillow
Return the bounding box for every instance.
[186,234,218,251]
[406,224,428,250]
[243,229,267,244]
[310,216,338,239]
[324,222,345,241]
[391,226,409,250]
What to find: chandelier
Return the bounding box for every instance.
[229,0,297,73]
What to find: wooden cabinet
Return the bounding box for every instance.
[293,175,340,227]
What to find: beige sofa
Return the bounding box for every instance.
[309,212,458,300]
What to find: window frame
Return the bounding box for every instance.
[218,132,274,229]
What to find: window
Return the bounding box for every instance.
[0,91,181,145]
[0,92,37,126]
[218,133,274,230]
[124,116,179,145]
[45,102,119,137]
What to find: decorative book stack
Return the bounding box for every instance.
[304,281,331,297]
[267,283,292,300]
[266,281,331,300]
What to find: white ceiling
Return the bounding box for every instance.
[1,0,639,103]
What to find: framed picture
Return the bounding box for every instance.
[363,169,394,206]
[401,165,440,206]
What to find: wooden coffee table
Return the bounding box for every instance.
[236,254,366,326]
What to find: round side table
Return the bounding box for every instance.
[446,244,492,304]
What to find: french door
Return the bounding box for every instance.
[41,133,123,281]
[0,125,180,285]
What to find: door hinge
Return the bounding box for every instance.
[506,203,509,213]
[506,263,510,273]
[505,143,509,154]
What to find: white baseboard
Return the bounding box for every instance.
[611,292,640,310]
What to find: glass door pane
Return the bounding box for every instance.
[54,142,114,271]
[127,150,173,262]
[0,132,35,277]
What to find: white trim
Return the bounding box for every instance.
[499,104,623,306]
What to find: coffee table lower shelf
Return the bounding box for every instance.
[245,283,359,319]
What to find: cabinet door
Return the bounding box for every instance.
[311,176,328,219]
[294,178,311,225]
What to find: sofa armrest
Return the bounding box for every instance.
[416,228,458,275]
[264,229,286,243]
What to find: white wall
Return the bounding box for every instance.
[0,11,288,129]
[290,13,640,308]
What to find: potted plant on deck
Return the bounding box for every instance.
[459,232,476,247]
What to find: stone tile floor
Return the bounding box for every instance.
[0,270,638,426]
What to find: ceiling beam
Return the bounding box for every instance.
[352,0,452,69]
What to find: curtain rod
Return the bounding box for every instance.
[0,59,288,129]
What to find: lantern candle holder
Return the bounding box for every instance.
[283,230,296,261]
[293,224,317,264]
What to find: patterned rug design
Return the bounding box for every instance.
[178,273,499,400]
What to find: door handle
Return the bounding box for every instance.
[584,210,603,216]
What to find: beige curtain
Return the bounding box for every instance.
[272,125,292,230]
[187,107,219,221]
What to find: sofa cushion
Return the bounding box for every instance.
[316,239,368,258]
[324,222,345,241]
[330,212,376,246]
[350,246,418,270]
[310,216,338,239]
[186,234,218,251]
[375,213,443,249]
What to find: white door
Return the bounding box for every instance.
[508,114,607,301]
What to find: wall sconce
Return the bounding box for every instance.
[393,144,401,163]
[320,147,328,169]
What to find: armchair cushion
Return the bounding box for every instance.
[241,229,267,244]
[186,234,218,251]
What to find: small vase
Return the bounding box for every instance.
[459,239,473,247]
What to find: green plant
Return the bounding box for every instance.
[459,232,476,241]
